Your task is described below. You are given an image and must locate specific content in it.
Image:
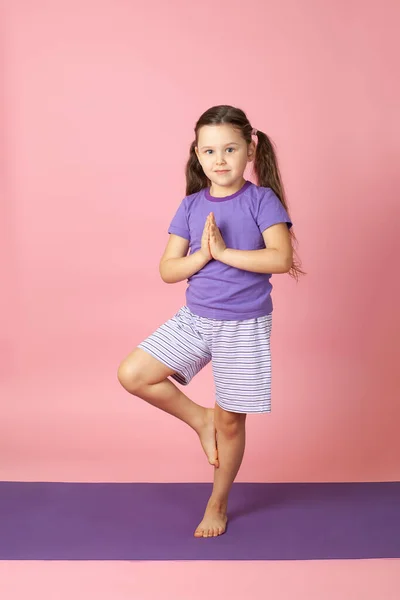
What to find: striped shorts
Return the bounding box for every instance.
[137,306,273,414]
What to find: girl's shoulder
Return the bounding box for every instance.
[245,183,290,225]
[244,183,280,210]
[248,182,277,199]
[186,189,203,200]
[179,189,204,210]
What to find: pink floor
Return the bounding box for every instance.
[1,560,399,599]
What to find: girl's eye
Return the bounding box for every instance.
[204,148,234,154]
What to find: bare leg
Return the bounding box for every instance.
[194,403,246,538]
[118,348,218,467]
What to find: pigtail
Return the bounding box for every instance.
[254,130,305,280]
[185,141,209,196]
[254,131,287,209]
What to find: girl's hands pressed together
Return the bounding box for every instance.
[208,212,227,261]
[198,213,227,263]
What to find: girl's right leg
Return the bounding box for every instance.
[117,348,219,467]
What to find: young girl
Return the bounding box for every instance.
[118,105,302,538]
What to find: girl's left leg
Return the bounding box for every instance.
[194,403,246,538]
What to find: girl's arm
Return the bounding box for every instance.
[159,234,210,284]
[212,222,293,274]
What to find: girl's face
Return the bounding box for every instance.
[195,124,255,195]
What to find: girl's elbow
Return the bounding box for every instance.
[159,266,178,284]
[160,270,173,284]
[159,264,171,283]
[281,254,293,273]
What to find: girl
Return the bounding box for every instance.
[117,105,303,538]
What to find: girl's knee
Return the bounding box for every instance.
[215,406,246,438]
[117,359,144,393]
[117,348,173,393]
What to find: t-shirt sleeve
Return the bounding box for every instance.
[256,188,293,232]
[167,198,190,241]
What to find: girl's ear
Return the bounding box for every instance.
[195,147,200,161]
[247,141,256,162]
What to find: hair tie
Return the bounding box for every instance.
[251,128,258,136]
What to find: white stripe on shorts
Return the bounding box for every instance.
[138,305,272,414]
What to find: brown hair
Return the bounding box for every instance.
[185,105,304,279]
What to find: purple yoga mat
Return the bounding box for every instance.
[0,482,399,560]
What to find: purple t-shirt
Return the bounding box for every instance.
[168,180,292,320]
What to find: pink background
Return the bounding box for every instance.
[1,0,399,485]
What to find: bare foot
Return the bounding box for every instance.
[194,499,227,538]
[197,408,219,467]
